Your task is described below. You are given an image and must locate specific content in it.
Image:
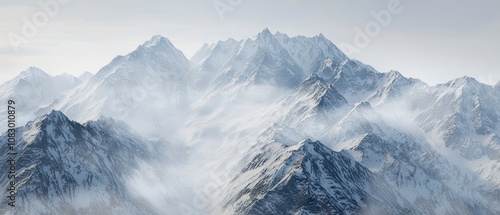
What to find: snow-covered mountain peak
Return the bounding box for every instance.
[383,70,424,87]
[91,35,191,82]
[302,74,327,87]
[130,35,188,62]
[3,67,53,91]
[292,139,325,154]
[189,29,353,91]
[19,67,50,79]
[30,110,72,128]
[495,81,500,90]
[45,109,68,120]
[0,67,81,110]
[20,110,74,142]
[1,108,165,214]
[9,67,62,87]
[254,28,287,55]
[383,70,411,86]
[142,35,173,48]
[216,139,417,214]
[311,32,333,45]
[53,35,193,135]
[274,31,289,39]
[273,32,349,73]
[276,139,326,158]
[386,70,402,78]
[297,75,348,107]
[256,27,273,38]
[191,38,239,65]
[443,76,482,89]
[214,38,238,50]
[298,74,348,107]
[254,28,275,43]
[433,76,492,101]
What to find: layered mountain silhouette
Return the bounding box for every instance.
[1,29,499,214]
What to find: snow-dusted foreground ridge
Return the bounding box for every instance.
[1,29,499,214]
[0,111,168,214]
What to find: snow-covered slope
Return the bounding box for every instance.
[316,59,431,107]
[190,28,349,97]
[0,111,167,214]
[55,35,192,137]
[190,38,239,89]
[415,77,500,193]
[0,67,82,127]
[212,140,416,215]
[206,30,305,90]
[77,71,93,81]
[274,31,348,74]
[261,74,349,144]
[417,77,500,159]
[325,102,496,214]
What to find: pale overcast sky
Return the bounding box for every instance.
[1,0,499,85]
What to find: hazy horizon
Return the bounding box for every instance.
[1,0,499,85]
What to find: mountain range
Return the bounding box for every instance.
[1,29,499,214]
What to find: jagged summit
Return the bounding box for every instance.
[296,74,347,106]
[274,31,289,39]
[91,34,191,81]
[254,28,287,55]
[0,67,81,127]
[190,29,354,91]
[292,139,327,154]
[10,67,59,85]
[256,27,272,37]
[301,74,327,87]
[297,75,348,109]
[142,35,174,48]
[273,31,349,72]
[15,67,79,83]
[383,70,424,86]
[432,75,495,101]
[20,67,49,77]
[443,76,482,88]
[132,35,188,61]
[386,70,403,78]
[25,110,75,134]
[436,76,500,97]
[0,107,162,214]
[191,38,239,64]
[215,139,416,214]
[45,109,69,120]
[113,35,186,60]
